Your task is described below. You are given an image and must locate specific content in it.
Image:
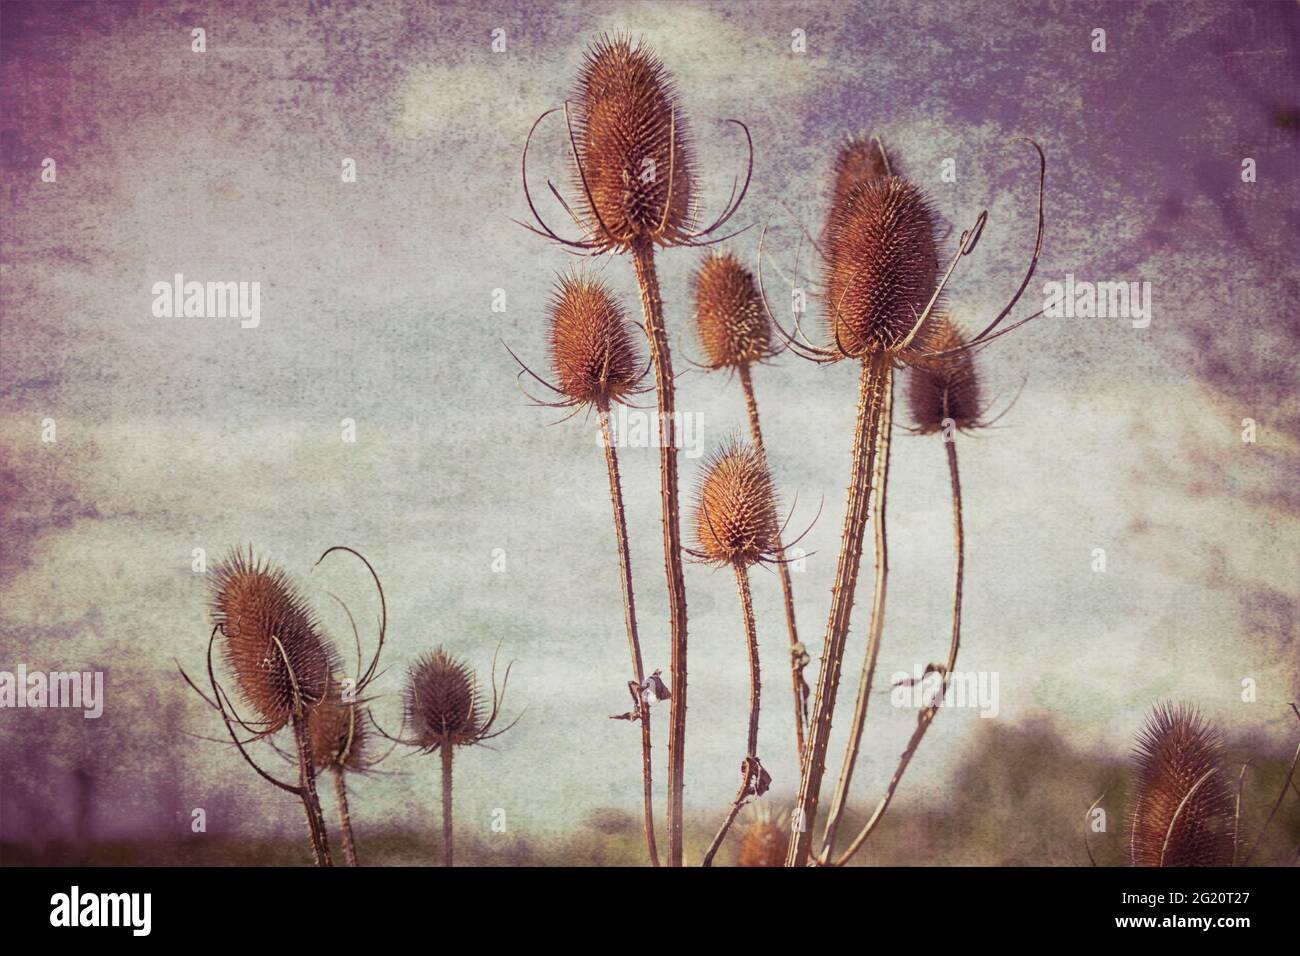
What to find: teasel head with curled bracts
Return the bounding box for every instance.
[518,33,754,255]
[201,546,335,735]
[399,647,519,753]
[687,437,816,570]
[758,135,1048,369]
[504,270,649,417]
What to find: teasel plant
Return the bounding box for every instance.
[820,316,1015,865]
[178,546,338,866]
[304,546,396,866]
[519,33,754,864]
[688,438,815,866]
[758,134,1047,866]
[1127,702,1236,866]
[504,269,664,866]
[1084,701,1300,867]
[383,647,518,866]
[692,250,811,758]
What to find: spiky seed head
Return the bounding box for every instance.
[907,317,982,434]
[830,134,893,207]
[571,34,696,250]
[694,438,780,568]
[1129,702,1234,867]
[693,251,772,369]
[737,817,789,867]
[208,548,332,732]
[308,681,369,772]
[405,648,485,749]
[823,176,939,357]
[547,272,643,407]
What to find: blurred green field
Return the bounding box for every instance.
[6,717,1294,867]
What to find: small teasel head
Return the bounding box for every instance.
[693,250,774,370]
[308,679,370,773]
[692,437,780,569]
[571,33,697,250]
[737,805,789,867]
[547,271,644,408]
[404,647,519,753]
[823,176,939,358]
[907,316,984,434]
[1129,702,1234,867]
[405,649,484,750]
[209,547,332,732]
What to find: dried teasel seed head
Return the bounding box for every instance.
[405,648,485,749]
[572,34,696,249]
[830,134,893,207]
[694,438,780,568]
[1129,702,1234,867]
[736,816,789,867]
[308,680,368,772]
[907,317,982,434]
[547,272,643,407]
[693,251,773,369]
[823,176,939,357]
[209,548,332,732]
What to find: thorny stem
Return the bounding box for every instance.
[631,238,690,866]
[332,766,358,866]
[599,405,660,867]
[818,371,894,862]
[291,710,333,867]
[831,438,964,867]
[441,744,454,867]
[701,566,763,866]
[737,363,807,758]
[787,354,892,867]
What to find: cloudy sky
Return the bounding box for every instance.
[2,0,1296,857]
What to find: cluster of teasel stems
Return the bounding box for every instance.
[518,33,1055,866]
[183,545,516,866]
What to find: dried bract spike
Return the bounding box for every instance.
[405,649,485,749]
[1129,702,1234,867]
[693,251,772,369]
[824,176,939,356]
[547,272,643,407]
[907,317,982,433]
[694,438,779,568]
[737,816,789,867]
[209,548,332,732]
[571,34,696,250]
[308,681,368,773]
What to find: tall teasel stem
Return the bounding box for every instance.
[598,403,660,867]
[701,565,763,866]
[787,354,892,865]
[331,766,357,866]
[631,239,691,866]
[818,369,895,861]
[692,438,779,866]
[829,434,963,866]
[290,708,333,866]
[737,363,807,756]
[512,272,657,864]
[440,744,454,867]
